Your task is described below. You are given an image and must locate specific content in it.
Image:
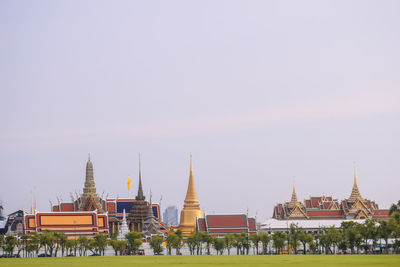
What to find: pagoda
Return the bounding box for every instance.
[128,158,149,232]
[117,209,129,240]
[178,155,202,236]
[78,156,103,212]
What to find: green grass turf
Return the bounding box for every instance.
[1,255,399,267]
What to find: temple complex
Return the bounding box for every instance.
[24,156,165,239]
[272,169,390,220]
[178,155,202,236]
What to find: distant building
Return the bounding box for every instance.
[197,214,257,237]
[163,206,178,226]
[272,169,390,221]
[24,156,166,239]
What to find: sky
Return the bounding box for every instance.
[0,1,399,222]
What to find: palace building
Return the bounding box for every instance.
[197,214,257,237]
[272,169,390,221]
[24,156,165,239]
[178,155,203,236]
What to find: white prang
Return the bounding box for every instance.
[117,209,130,240]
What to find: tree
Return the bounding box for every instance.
[77,236,89,256]
[342,221,362,254]
[378,220,393,254]
[0,235,4,256]
[288,224,301,254]
[249,233,261,255]
[389,211,400,254]
[272,231,286,254]
[232,233,246,255]
[173,230,183,255]
[125,232,142,255]
[93,233,108,256]
[166,233,175,255]
[109,239,127,256]
[40,230,56,256]
[224,234,234,255]
[20,235,28,258]
[202,233,213,255]
[4,235,17,257]
[389,200,400,215]
[359,219,379,254]
[259,232,270,255]
[65,239,75,255]
[54,232,68,257]
[186,236,196,255]
[298,230,314,255]
[149,235,164,255]
[27,232,40,257]
[213,237,225,255]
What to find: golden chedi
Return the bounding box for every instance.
[178,155,202,236]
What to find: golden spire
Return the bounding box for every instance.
[348,163,362,203]
[288,182,298,208]
[184,155,199,203]
[178,154,202,236]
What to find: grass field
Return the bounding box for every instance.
[1,255,400,267]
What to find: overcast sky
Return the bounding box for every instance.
[0,1,399,221]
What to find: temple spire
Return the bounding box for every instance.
[288,182,298,208]
[348,164,362,203]
[184,155,199,203]
[136,153,144,200]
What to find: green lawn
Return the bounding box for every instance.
[1,255,399,267]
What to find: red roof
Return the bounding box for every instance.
[247,218,256,232]
[305,200,312,209]
[107,202,116,213]
[311,197,321,208]
[206,215,247,228]
[60,203,74,212]
[373,210,390,216]
[197,218,207,231]
[307,210,344,216]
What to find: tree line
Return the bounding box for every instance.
[1,201,400,257]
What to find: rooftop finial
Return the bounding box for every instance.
[88,153,91,161]
[137,153,144,200]
[190,154,193,174]
[353,161,357,186]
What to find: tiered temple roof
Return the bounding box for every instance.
[272,169,390,220]
[197,214,256,236]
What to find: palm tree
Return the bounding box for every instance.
[4,235,17,257]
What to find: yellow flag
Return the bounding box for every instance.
[127,176,132,190]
